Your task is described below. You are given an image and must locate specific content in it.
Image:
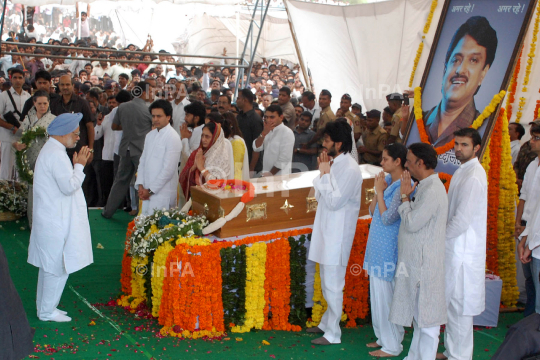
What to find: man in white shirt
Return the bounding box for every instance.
[253,104,295,176]
[170,81,188,136]
[509,122,525,165]
[108,55,132,82]
[91,54,110,78]
[518,122,540,314]
[437,128,487,360]
[301,90,321,127]
[69,44,88,78]
[166,64,185,82]
[136,100,182,215]
[307,120,363,345]
[0,68,31,180]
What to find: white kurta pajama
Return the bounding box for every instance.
[443,157,487,360]
[27,138,93,320]
[308,152,363,343]
[135,124,182,216]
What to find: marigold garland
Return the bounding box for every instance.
[497,109,520,306]
[343,219,371,327]
[522,4,540,92]
[413,87,506,155]
[232,242,267,333]
[485,110,503,274]
[262,239,301,331]
[409,0,438,87]
[151,241,175,317]
[506,48,522,121]
[438,172,452,193]
[129,256,149,312]
[306,263,328,328]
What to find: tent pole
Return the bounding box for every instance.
[0,0,8,47]
[245,0,270,85]
[283,0,311,92]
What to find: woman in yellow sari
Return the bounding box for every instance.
[222,112,250,180]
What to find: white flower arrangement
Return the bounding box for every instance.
[130,208,209,258]
[0,180,29,216]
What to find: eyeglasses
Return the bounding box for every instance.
[72,131,80,137]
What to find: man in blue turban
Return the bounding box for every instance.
[27,112,94,322]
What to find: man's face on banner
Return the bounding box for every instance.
[442,34,490,110]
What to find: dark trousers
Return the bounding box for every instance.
[92,159,103,207]
[100,160,114,206]
[82,164,99,207]
[524,262,537,317]
[102,151,140,218]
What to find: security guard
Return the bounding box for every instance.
[359,109,388,165]
[338,94,362,141]
[386,93,404,144]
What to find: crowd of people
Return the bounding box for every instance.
[0,24,407,216]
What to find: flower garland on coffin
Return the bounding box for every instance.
[118,213,372,338]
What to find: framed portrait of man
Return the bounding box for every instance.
[404,0,537,175]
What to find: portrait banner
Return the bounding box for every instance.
[404,0,537,174]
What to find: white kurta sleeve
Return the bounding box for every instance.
[253,137,264,152]
[149,134,182,193]
[525,205,540,251]
[135,135,149,187]
[52,161,86,196]
[313,167,356,211]
[520,163,533,201]
[398,186,439,233]
[274,131,294,171]
[446,177,485,239]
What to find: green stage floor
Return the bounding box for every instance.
[0,209,518,359]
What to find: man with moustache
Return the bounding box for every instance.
[424,16,497,148]
[307,121,363,345]
[50,75,95,202]
[436,128,487,360]
[217,94,231,115]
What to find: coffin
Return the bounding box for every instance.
[191,164,381,238]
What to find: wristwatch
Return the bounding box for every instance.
[401,193,408,199]
[148,189,155,196]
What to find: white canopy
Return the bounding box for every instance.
[13,0,240,6]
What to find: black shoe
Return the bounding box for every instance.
[101,212,112,219]
[123,207,132,212]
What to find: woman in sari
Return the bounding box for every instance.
[179,121,232,201]
[12,90,56,227]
